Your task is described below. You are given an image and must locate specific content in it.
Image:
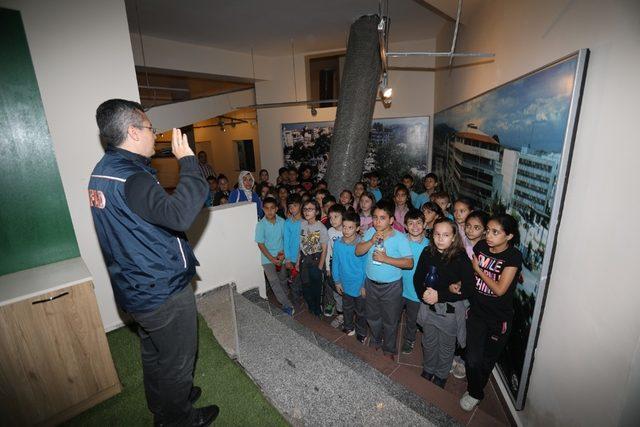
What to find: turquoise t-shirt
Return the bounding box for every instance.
[402,236,429,302]
[370,187,382,202]
[255,216,285,265]
[409,190,420,209]
[363,228,412,283]
[414,192,429,210]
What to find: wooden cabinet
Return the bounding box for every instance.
[0,260,120,425]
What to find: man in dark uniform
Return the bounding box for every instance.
[89,99,218,426]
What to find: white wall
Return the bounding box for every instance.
[147,88,255,131]
[187,203,264,297]
[0,0,140,331]
[130,34,273,81]
[434,1,640,425]
[255,39,437,178]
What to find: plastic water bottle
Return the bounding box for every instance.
[372,237,384,265]
[425,265,438,287]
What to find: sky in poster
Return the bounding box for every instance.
[436,57,577,153]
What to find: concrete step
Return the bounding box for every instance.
[229,290,459,426]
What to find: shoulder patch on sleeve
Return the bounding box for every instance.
[88,189,106,209]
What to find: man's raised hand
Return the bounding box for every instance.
[172,128,194,159]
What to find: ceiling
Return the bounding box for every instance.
[136,67,254,109]
[125,0,450,56]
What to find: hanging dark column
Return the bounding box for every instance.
[324,15,381,197]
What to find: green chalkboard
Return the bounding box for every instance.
[0,8,80,276]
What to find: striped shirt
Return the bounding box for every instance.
[198,162,216,179]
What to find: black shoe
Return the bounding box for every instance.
[189,386,202,404]
[432,376,447,389]
[420,370,434,381]
[190,405,220,426]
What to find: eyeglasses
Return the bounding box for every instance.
[465,224,485,231]
[135,125,158,135]
[303,207,316,212]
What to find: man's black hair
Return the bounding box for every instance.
[96,99,146,147]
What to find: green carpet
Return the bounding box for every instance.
[65,315,287,426]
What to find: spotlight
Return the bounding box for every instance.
[380,73,393,104]
[220,125,226,132]
[311,106,318,116]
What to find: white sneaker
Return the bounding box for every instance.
[459,392,480,412]
[330,314,344,328]
[452,359,466,379]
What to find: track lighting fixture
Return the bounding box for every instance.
[380,73,393,104]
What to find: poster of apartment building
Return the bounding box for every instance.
[433,50,588,409]
[282,116,429,197]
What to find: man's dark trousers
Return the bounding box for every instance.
[131,285,198,425]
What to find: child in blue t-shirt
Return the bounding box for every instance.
[366,171,383,202]
[400,209,429,354]
[401,174,420,209]
[414,173,439,210]
[255,197,294,316]
[356,200,413,356]
[332,211,367,343]
[284,193,304,304]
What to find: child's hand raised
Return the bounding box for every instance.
[449,282,461,295]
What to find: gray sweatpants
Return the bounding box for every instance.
[263,263,293,308]
[365,278,403,354]
[419,305,457,379]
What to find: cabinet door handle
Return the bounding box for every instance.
[32,291,69,305]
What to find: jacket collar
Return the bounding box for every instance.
[107,146,152,167]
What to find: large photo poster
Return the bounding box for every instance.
[433,50,588,409]
[282,117,430,197]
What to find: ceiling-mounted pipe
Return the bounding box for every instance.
[381,0,494,65]
[387,51,494,58]
[138,85,190,93]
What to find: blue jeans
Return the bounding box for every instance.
[300,253,323,316]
